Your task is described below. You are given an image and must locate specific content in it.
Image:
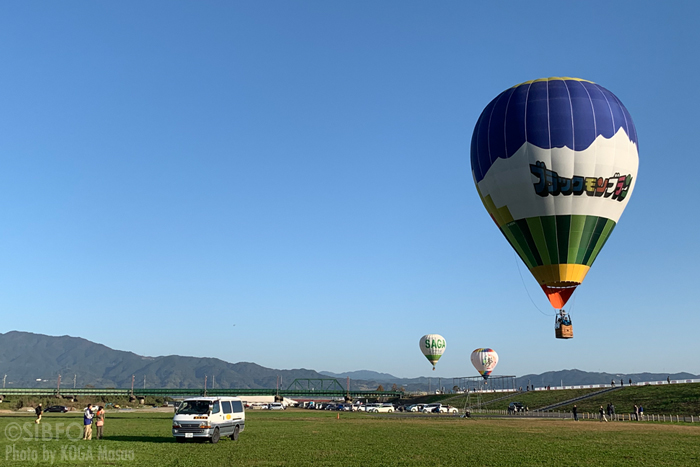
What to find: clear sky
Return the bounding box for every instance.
[1,1,698,380]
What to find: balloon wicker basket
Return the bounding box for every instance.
[555,324,573,339]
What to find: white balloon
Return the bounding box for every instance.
[419,334,446,370]
[471,348,498,380]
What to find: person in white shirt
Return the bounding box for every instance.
[83,405,94,440]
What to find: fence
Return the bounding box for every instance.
[530,378,700,392]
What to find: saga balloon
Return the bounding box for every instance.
[419,334,446,371]
[471,348,498,380]
[471,78,638,313]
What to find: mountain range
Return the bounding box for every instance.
[1,331,696,391]
[0,331,321,390]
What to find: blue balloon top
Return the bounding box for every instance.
[471,78,638,183]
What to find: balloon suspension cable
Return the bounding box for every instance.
[513,252,554,316]
[567,288,578,317]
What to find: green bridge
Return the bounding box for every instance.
[0,379,402,399]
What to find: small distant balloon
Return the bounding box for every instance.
[419,334,446,371]
[471,348,498,380]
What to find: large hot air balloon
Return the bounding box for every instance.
[471,77,638,336]
[471,348,498,380]
[419,334,446,371]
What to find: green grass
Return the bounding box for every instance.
[1,409,699,466]
[431,383,700,416]
[441,388,604,411]
[555,384,700,416]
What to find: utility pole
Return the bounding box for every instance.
[204,376,208,396]
[3,374,6,389]
[143,375,146,390]
[131,375,135,396]
[73,374,76,389]
[57,374,61,394]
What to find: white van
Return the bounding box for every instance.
[172,397,245,444]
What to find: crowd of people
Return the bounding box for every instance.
[572,402,646,421]
[33,403,105,440]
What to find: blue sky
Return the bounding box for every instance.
[1,1,698,380]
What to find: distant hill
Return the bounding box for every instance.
[1,331,696,391]
[320,370,398,382]
[0,331,324,389]
[514,369,698,389]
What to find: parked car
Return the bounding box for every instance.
[443,405,459,414]
[421,403,442,413]
[362,403,380,412]
[44,405,69,413]
[353,402,368,411]
[368,403,394,413]
[406,404,424,412]
[508,402,525,413]
[421,403,459,414]
[172,397,245,444]
[267,402,285,410]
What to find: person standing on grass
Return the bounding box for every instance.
[599,406,608,422]
[34,403,42,424]
[610,403,616,421]
[639,405,644,421]
[572,405,578,421]
[83,404,94,440]
[95,406,105,439]
[633,404,639,421]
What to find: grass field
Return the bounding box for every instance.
[438,388,604,411]
[437,383,700,416]
[2,409,699,466]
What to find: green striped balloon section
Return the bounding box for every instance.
[498,215,616,269]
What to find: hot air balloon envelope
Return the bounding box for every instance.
[419,334,446,370]
[471,348,498,380]
[471,77,638,309]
